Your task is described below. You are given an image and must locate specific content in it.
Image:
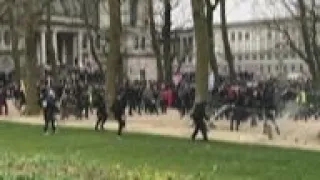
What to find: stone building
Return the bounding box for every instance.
[100,0,158,81]
[174,18,309,78]
[0,0,101,74]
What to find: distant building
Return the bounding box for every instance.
[100,0,157,81]
[174,18,308,78]
[0,0,101,74]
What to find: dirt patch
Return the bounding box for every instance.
[1,101,320,151]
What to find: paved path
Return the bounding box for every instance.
[1,109,320,151]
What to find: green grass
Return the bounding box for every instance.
[0,121,319,179]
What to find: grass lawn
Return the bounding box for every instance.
[0,121,319,179]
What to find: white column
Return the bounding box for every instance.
[41,31,46,65]
[78,31,83,68]
[73,35,77,65]
[52,30,58,65]
[62,39,66,65]
[87,36,92,64]
[37,37,41,65]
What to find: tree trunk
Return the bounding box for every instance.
[163,0,172,83]
[24,19,41,115]
[148,0,164,82]
[9,3,20,84]
[191,0,210,102]
[107,0,121,105]
[206,5,219,80]
[220,0,236,79]
[46,3,57,85]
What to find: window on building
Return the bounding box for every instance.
[260,65,264,73]
[300,64,304,72]
[231,32,235,41]
[267,31,272,40]
[130,0,138,27]
[188,36,193,46]
[283,52,288,59]
[245,32,250,40]
[275,65,279,71]
[244,53,249,60]
[188,55,192,63]
[291,51,296,58]
[260,53,265,60]
[134,36,139,49]
[83,35,88,49]
[183,37,188,49]
[268,65,271,73]
[140,36,146,50]
[291,64,296,72]
[252,53,257,60]
[275,52,280,59]
[267,52,272,60]
[283,65,287,72]
[140,69,146,80]
[237,65,241,72]
[238,32,242,41]
[4,30,10,46]
[96,35,101,49]
[238,54,242,61]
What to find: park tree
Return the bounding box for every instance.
[148,0,193,82]
[82,0,104,76]
[23,0,54,115]
[148,0,164,81]
[162,0,172,82]
[205,0,220,80]
[191,0,210,102]
[7,0,21,84]
[45,1,57,84]
[264,0,320,83]
[220,0,236,79]
[106,0,122,106]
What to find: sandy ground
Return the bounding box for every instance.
[1,101,320,151]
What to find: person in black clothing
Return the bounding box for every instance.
[42,89,59,135]
[190,101,210,141]
[126,82,136,116]
[111,93,127,136]
[228,86,251,131]
[94,92,108,131]
[262,84,281,136]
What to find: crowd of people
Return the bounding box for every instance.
[0,68,317,141]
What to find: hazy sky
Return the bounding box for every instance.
[171,0,288,29]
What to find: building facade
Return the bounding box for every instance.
[0,0,101,74]
[100,1,309,81]
[174,19,309,78]
[100,0,158,81]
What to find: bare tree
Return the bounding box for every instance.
[8,0,20,84]
[266,0,320,82]
[82,0,104,76]
[45,1,57,84]
[162,0,172,82]
[205,0,220,80]
[148,0,191,82]
[148,0,164,81]
[191,0,210,102]
[220,0,236,78]
[23,0,55,115]
[106,0,122,107]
